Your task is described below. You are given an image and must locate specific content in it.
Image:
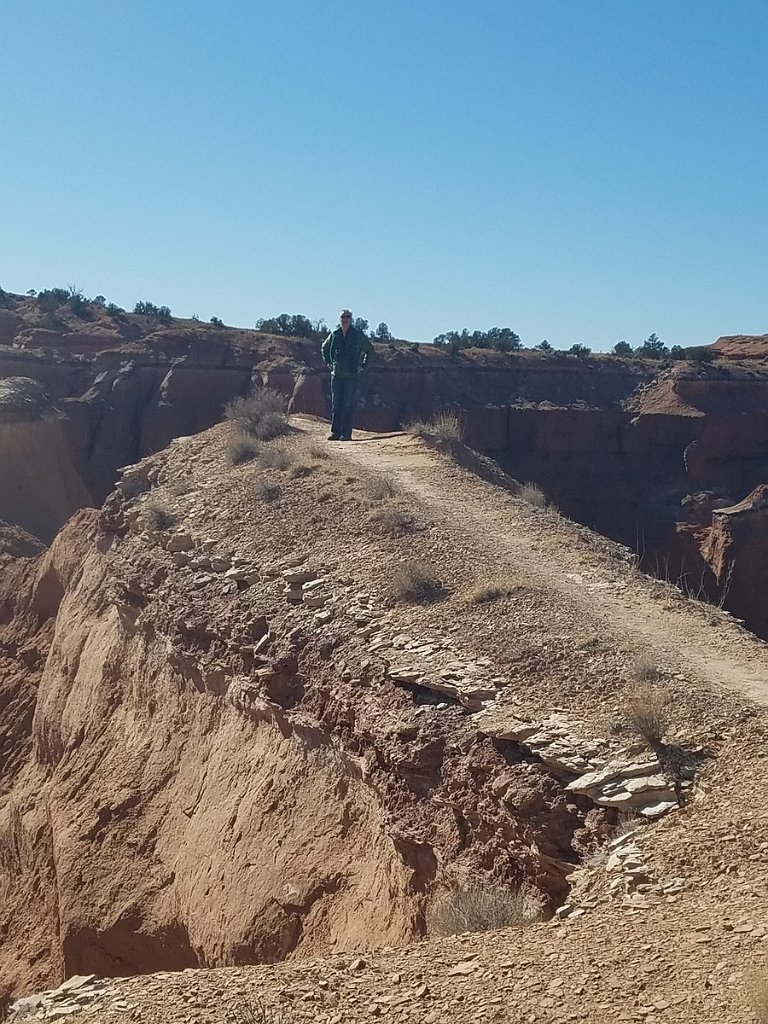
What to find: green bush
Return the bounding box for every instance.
[635,333,668,359]
[36,287,69,313]
[134,300,172,320]
[670,345,715,363]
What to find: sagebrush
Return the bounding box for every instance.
[364,473,397,501]
[406,410,463,445]
[228,997,286,1024]
[227,430,260,465]
[143,504,177,531]
[517,482,547,507]
[390,559,443,602]
[622,685,671,745]
[224,389,289,441]
[429,883,534,936]
[631,654,661,684]
[369,502,415,536]
[254,479,282,502]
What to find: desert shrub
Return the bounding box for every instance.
[134,300,172,320]
[143,504,177,531]
[407,410,463,445]
[36,287,68,313]
[622,685,671,745]
[364,473,397,501]
[631,654,661,684]
[210,316,224,327]
[429,883,533,936]
[369,502,415,536]
[390,558,443,602]
[255,479,281,502]
[517,482,547,507]
[227,430,260,465]
[568,343,591,357]
[670,344,716,363]
[228,998,287,1024]
[224,390,289,441]
[257,444,292,470]
[307,442,330,460]
[465,578,519,604]
[67,286,90,318]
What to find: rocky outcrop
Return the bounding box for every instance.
[0,471,608,997]
[711,333,768,359]
[691,485,768,638]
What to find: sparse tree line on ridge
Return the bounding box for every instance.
[0,284,715,361]
[432,327,715,362]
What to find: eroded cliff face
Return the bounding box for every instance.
[0,379,91,543]
[0,441,596,996]
[2,300,768,634]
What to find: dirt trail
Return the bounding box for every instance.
[296,417,768,705]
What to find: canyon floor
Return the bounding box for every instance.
[6,414,768,1024]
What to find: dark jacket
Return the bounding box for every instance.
[321,325,375,379]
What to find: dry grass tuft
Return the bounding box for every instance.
[369,502,415,536]
[407,410,463,445]
[622,685,671,745]
[224,389,289,441]
[631,654,662,683]
[465,578,520,604]
[228,997,287,1024]
[254,479,282,503]
[429,883,536,937]
[288,462,314,479]
[227,429,260,465]
[517,481,547,507]
[364,473,397,501]
[307,442,330,460]
[143,503,177,532]
[258,445,293,471]
[390,558,443,602]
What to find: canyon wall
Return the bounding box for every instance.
[2,307,768,633]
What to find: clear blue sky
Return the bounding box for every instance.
[2,1,767,349]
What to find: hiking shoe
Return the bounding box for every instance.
[327,433,340,441]
[340,434,352,441]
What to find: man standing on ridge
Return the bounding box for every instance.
[321,309,374,441]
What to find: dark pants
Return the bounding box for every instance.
[330,374,358,438]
